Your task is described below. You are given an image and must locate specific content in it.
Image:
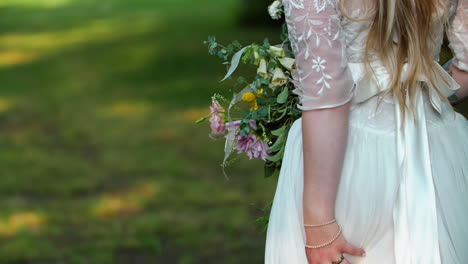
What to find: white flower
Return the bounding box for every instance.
[268,1,283,20]
[257,59,268,78]
[312,57,326,72]
[271,67,288,87]
[269,45,285,57]
[278,57,296,71]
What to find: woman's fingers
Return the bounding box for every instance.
[340,241,366,257]
[331,254,346,264]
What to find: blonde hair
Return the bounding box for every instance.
[339,0,454,122]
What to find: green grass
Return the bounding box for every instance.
[0,0,282,263]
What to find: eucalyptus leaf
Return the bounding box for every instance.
[258,107,268,117]
[252,110,258,120]
[220,46,248,82]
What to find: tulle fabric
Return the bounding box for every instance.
[264,92,468,263]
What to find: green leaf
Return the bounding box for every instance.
[237,77,246,85]
[232,40,242,49]
[269,132,286,152]
[268,60,277,70]
[258,106,268,117]
[259,77,270,85]
[271,125,286,136]
[227,44,234,54]
[277,87,289,104]
[251,110,258,120]
[241,129,248,138]
[269,97,279,104]
[243,110,251,119]
[242,47,253,64]
[266,145,285,162]
[264,162,279,178]
[257,98,267,105]
[217,49,227,58]
[209,43,218,54]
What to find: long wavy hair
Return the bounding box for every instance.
[339,0,455,122]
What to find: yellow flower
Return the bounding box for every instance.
[257,88,264,95]
[242,92,257,103]
[250,101,259,111]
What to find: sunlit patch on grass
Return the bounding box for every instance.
[0,212,46,237]
[102,101,152,118]
[0,0,73,8]
[92,181,158,219]
[0,51,38,67]
[176,107,210,122]
[0,14,160,68]
[93,197,142,219]
[0,98,14,112]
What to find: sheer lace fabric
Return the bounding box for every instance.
[448,0,468,71]
[284,0,468,111]
[284,0,355,111]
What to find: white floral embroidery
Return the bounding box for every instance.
[312,57,326,72]
[314,0,328,13]
[284,0,343,96]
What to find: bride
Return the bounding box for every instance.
[264,0,468,263]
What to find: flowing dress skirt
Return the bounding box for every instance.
[264,90,468,264]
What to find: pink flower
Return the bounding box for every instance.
[208,100,226,140]
[235,132,257,153]
[234,132,271,161]
[248,139,270,161]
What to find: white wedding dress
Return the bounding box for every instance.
[265,0,468,263]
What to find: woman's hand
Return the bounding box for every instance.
[305,222,366,264]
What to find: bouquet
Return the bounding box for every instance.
[196,0,302,178]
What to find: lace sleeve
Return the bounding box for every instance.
[284,0,354,111]
[448,0,468,71]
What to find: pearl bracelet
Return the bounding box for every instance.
[304,218,336,227]
[305,223,342,249]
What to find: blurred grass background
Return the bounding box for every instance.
[0,0,466,263]
[0,0,281,263]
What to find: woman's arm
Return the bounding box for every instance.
[302,103,349,226]
[302,103,356,262]
[283,0,365,262]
